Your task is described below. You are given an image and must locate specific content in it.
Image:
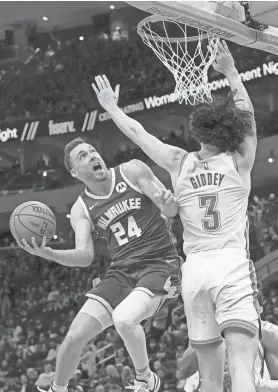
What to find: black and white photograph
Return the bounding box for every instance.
[0,2,278,392]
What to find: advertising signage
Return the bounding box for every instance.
[0,61,278,144]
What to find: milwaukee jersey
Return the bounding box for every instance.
[78,165,178,268]
[175,152,250,255]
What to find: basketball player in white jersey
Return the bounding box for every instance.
[178,320,278,392]
[93,40,258,392]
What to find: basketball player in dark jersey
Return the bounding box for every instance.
[178,319,278,392]
[18,138,182,392]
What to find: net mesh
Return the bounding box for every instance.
[138,18,220,105]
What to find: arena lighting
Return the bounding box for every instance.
[42,16,48,21]
[268,150,275,163]
[110,5,115,10]
[79,36,84,41]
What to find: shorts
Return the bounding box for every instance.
[86,257,181,314]
[181,248,260,349]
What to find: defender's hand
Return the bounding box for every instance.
[154,189,177,206]
[17,236,52,259]
[211,40,237,77]
[92,75,120,110]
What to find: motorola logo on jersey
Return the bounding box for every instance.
[116,182,127,193]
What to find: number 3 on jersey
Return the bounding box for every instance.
[199,194,221,232]
[110,216,142,246]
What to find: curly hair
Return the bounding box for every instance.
[189,92,254,152]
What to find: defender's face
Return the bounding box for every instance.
[70,143,108,181]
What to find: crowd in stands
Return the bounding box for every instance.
[0,22,277,123]
[248,192,278,259]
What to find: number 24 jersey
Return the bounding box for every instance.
[78,165,178,267]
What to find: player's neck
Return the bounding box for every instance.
[198,144,221,160]
[84,169,112,196]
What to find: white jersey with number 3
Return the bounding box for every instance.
[175,152,250,256]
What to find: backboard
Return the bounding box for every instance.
[126,1,278,55]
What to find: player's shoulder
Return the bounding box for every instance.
[123,159,146,171]
[71,198,87,221]
[122,159,150,181]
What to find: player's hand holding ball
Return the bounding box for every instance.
[18,236,53,258]
[10,201,56,258]
[92,75,120,111]
[211,40,237,77]
[17,237,52,259]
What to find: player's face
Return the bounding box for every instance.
[70,143,108,181]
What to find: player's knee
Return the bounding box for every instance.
[65,314,100,346]
[112,308,137,333]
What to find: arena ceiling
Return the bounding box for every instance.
[0,1,127,32]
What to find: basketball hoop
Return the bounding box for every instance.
[137,15,220,105]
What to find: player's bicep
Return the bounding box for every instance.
[70,203,94,252]
[73,218,94,251]
[130,160,166,206]
[135,127,186,173]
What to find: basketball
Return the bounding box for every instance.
[10,201,56,246]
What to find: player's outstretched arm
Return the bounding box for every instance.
[212,40,257,172]
[92,75,187,176]
[123,159,178,218]
[17,201,94,267]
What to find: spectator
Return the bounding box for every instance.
[0,360,10,377]
[35,363,55,389]
[19,374,37,392]
[46,340,60,362]
[26,368,38,384]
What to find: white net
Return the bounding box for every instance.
[138,17,220,105]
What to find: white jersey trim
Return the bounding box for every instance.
[78,196,95,230]
[178,152,189,177]
[120,164,143,194]
[85,168,116,199]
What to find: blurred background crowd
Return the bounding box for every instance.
[1,247,278,392]
[0,2,278,392]
[0,24,275,124]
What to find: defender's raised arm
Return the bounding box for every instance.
[211,40,257,172]
[92,75,187,177]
